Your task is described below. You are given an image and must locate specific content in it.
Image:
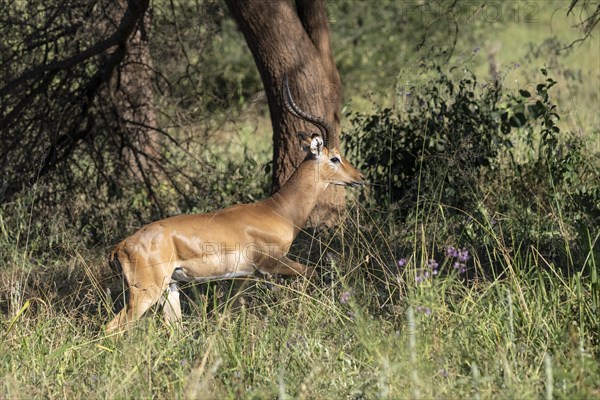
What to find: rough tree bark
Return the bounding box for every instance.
[225,0,344,227]
[101,0,161,180]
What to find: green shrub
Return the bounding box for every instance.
[343,62,507,210]
[343,62,599,273]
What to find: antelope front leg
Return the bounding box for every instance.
[259,256,316,278]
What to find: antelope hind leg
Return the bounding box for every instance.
[105,308,128,333]
[160,283,182,328]
[105,284,166,333]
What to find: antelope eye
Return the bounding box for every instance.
[330,156,341,164]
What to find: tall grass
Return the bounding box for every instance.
[1,192,598,398]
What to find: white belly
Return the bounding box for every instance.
[171,267,254,283]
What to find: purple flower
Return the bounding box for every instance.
[416,306,432,315]
[340,291,351,304]
[398,258,407,267]
[427,259,439,270]
[458,248,470,262]
[447,246,471,263]
[453,262,467,274]
[446,246,459,258]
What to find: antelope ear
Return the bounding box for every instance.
[298,131,311,152]
[308,134,323,156]
[298,132,323,156]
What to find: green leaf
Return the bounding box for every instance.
[519,89,531,98]
[536,83,546,93]
[509,112,527,128]
[527,101,546,119]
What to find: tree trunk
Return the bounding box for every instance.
[101,0,161,181]
[225,0,344,227]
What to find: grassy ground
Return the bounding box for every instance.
[1,199,598,398]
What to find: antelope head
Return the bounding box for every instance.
[282,74,364,189]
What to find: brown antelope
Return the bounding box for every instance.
[105,75,364,332]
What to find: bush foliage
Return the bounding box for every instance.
[343,61,598,271]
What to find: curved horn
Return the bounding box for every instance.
[282,74,333,148]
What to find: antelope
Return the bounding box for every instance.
[105,75,364,332]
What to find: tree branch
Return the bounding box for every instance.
[295,0,332,59]
[0,0,149,98]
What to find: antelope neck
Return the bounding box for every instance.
[268,159,327,231]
